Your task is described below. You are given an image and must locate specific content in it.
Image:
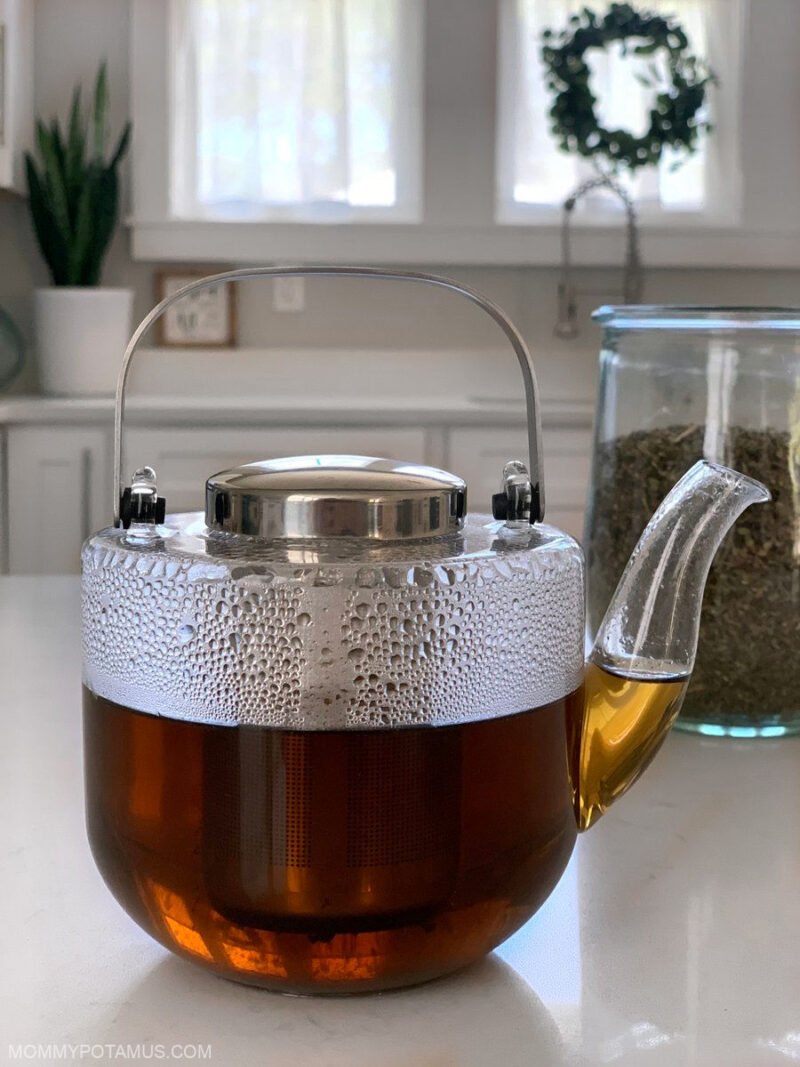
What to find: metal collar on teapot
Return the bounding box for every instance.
[206,455,466,540]
[110,267,546,529]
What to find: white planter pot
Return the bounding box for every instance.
[34,287,134,396]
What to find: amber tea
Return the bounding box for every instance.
[574,662,689,830]
[84,686,581,993]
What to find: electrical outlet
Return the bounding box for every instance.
[273,277,306,312]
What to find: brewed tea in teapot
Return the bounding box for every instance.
[82,268,768,993]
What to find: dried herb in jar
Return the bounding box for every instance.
[586,426,800,731]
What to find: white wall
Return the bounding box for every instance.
[1,0,798,401]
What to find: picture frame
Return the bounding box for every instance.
[156,267,238,348]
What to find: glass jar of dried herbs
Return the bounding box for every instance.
[586,307,800,737]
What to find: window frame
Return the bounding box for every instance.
[130,0,800,269]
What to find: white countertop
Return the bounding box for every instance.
[0,346,595,427]
[0,394,592,427]
[2,577,798,1067]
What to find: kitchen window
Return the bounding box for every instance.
[130,0,798,268]
[169,0,422,223]
[496,0,742,221]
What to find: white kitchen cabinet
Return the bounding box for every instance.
[0,0,33,193]
[7,425,110,573]
[124,427,428,512]
[447,426,593,541]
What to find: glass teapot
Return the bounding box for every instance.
[81,268,768,995]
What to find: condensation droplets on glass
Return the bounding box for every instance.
[82,517,584,729]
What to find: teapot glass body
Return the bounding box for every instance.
[83,513,585,993]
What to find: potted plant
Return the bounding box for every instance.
[25,63,132,395]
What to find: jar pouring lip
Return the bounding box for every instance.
[593,305,800,330]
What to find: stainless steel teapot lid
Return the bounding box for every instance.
[205,455,467,540]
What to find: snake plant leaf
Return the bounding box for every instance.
[35,120,56,175]
[50,119,82,228]
[93,62,108,161]
[109,121,132,171]
[49,121,67,185]
[35,121,71,249]
[81,166,118,285]
[66,86,85,193]
[69,168,97,284]
[25,153,69,285]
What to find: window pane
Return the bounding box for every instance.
[169,0,422,221]
[497,0,724,216]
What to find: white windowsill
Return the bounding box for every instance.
[130,218,800,269]
[495,202,738,229]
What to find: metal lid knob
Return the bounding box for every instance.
[205,455,467,540]
[119,466,166,529]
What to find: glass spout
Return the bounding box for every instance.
[575,460,770,830]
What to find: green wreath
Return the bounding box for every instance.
[541,3,717,173]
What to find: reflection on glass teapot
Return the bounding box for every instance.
[81,268,769,994]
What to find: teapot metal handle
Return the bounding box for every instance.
[113,266,545,526]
